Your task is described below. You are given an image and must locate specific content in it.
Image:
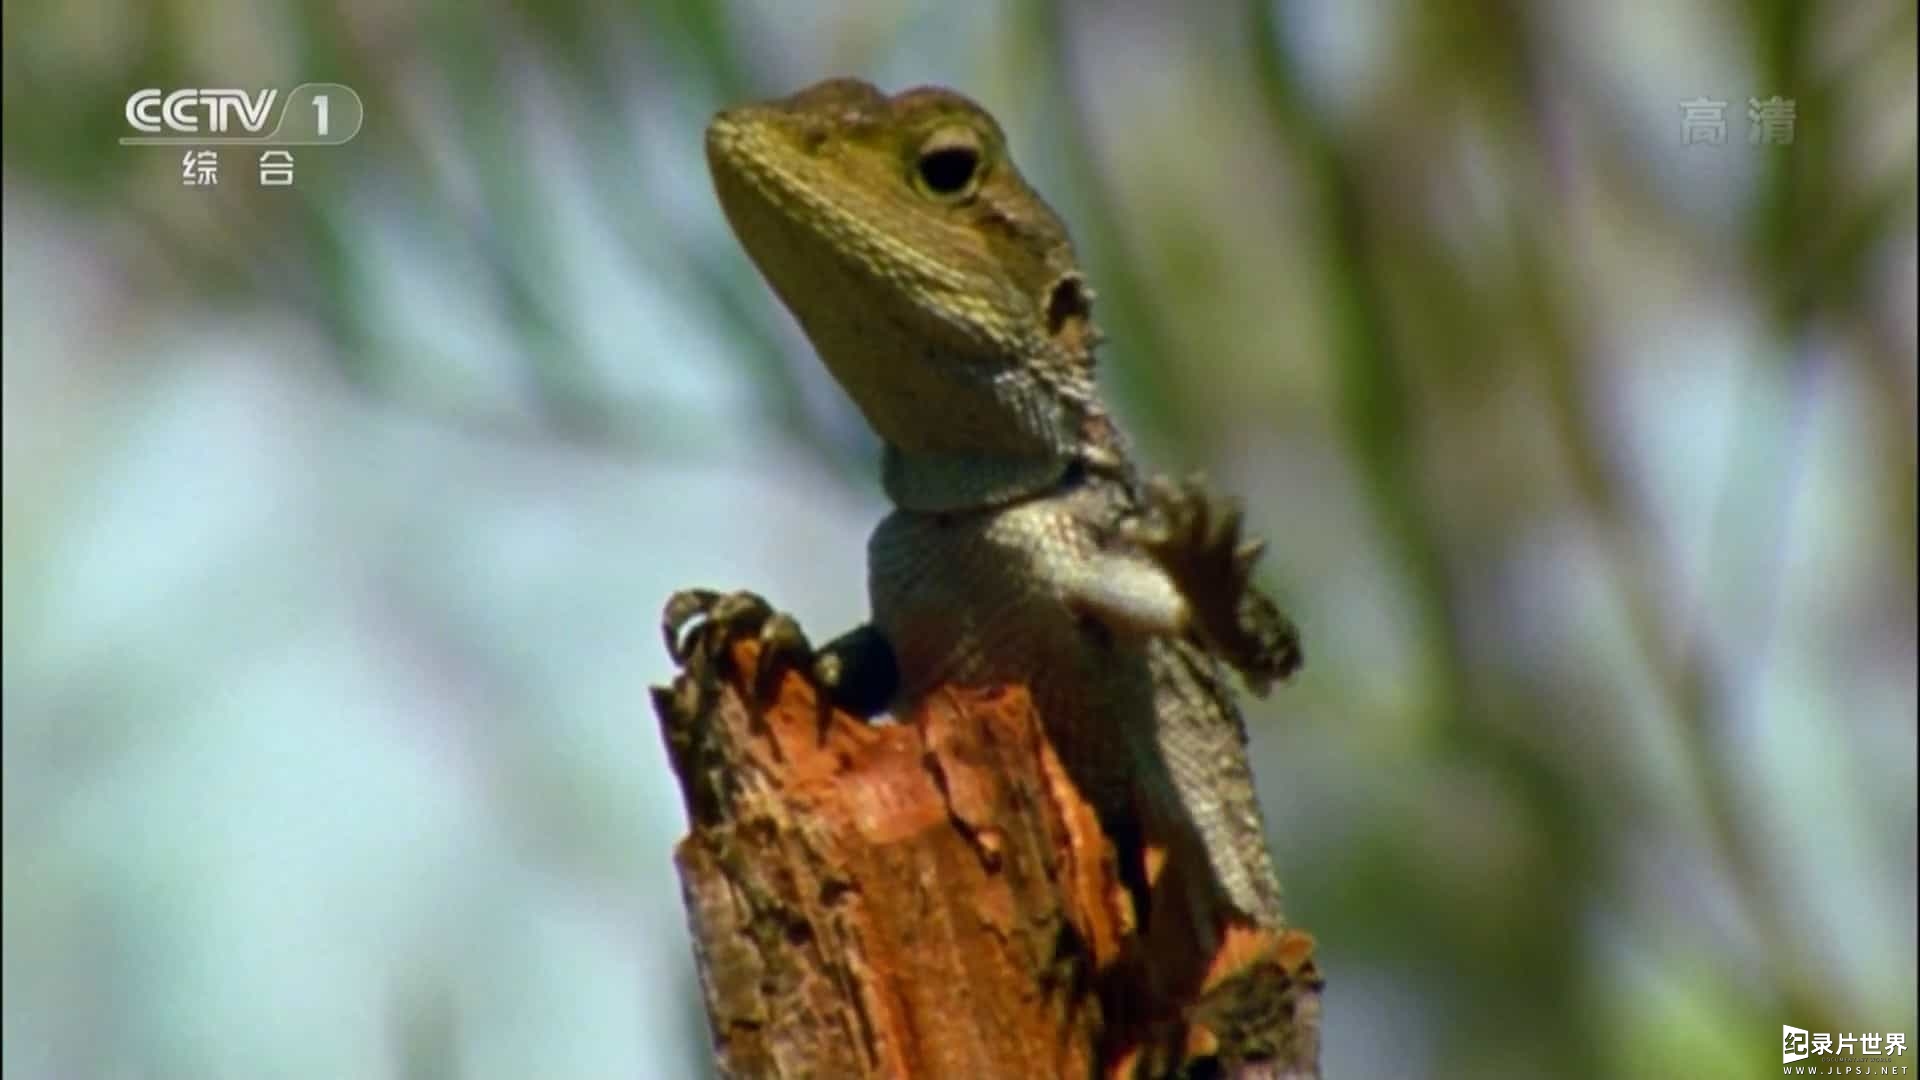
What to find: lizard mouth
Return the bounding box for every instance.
[705,109,1016,352]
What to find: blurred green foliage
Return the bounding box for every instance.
[3,1,1914,1078]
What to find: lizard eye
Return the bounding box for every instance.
[912,127,985,201]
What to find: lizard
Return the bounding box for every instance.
[661,78,1312,1076]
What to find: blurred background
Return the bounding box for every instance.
[3,1,1914,1077]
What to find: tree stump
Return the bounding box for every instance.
[652,639,1323,1079]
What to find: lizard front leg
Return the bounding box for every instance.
[1119,476,1303,695]
[662,589,899,718]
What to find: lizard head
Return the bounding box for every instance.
[706,78,1105,468]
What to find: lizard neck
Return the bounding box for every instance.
[819,331,1119,511]
[880,402,1135,514]
[882,446,1074,512]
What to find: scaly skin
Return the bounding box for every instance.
[665,78,1308,1075]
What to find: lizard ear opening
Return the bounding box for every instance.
[1045,273,1102,351]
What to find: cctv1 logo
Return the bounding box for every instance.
[121,84,364,145]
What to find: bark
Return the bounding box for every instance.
[652,640,1322,1079]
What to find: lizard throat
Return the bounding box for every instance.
[881,445,1080,513]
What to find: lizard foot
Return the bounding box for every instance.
[663,588,822,703]
[662,589,898,718]
[1126,476,1303,694]
[1179,928,1324,1080]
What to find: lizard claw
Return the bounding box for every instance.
[663,587,727,663]
[1127,475,1302,693]
[661,588,821,703]
[754,610,816,702]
